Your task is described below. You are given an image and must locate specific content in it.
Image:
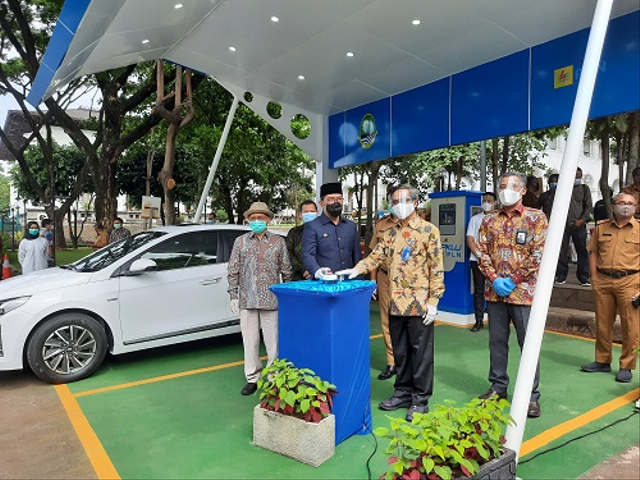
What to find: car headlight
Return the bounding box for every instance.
[0,296,31,316]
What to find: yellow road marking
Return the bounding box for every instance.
[520,388,639,457]
[54,384,120,480]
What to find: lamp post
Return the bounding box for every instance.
[10,207,15,251]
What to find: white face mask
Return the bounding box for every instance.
[613,205,634,219]
[499,189,522,207]
[481,202,494,212]
[392,202,415,220]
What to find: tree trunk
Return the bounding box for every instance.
[626,111,639,185]
[501,136,510,175]
[159,122,179,224]
[600,130,612,219]
[492,138,499,192]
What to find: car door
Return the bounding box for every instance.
[118,230,231,345]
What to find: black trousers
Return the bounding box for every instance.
[389,315,434,407]
[556,224,590,282]
[471,261,486,324]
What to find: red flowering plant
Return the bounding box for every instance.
[257,358,338,423]
[375,397,514,480]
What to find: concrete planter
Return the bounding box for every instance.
[252,405,335,467]
[458,448,517,480]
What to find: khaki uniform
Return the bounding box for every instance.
[588,217,640,370]
[369,215,397,366]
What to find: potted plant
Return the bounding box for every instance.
[252,358,338,467]
[375,397,516,480]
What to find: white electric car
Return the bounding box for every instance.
[0,224,255,384]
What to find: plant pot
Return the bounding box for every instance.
[457,448,516,480]
[252,405,335,467]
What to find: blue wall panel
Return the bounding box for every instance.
[451,50,529,145]
[391,78,450,156]
[328,113,346,167]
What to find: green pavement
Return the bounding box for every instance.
[67,306,639,479]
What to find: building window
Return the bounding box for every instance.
[583,140,591,156]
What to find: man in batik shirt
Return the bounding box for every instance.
[337,184,444,422]
[477,172,548,418]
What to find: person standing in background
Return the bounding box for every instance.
[466,192,497,332]
[19,221,49,274]
[109,217,131,244]
[40,218,55,267]
[286,199,318,281]
[522,175,541,209]
[538,173,559,220]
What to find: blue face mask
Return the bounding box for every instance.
[250,220,267,234]
[574,179,582,186]
[302,212,317,223]
[29,229,40,236]
[549,183,557,189]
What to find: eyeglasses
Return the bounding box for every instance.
[615,202,636,207]
[390,197,414,206]
[324,196,343,203]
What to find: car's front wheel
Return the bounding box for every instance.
[26,313,108,384]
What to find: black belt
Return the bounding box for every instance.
[597,268,640,279]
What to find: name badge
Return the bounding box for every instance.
[516,229,527,245]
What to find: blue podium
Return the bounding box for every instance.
[270,280,376,445]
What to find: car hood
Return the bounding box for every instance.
[0,267,93,299]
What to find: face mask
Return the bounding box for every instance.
[388,205,394,215]
[613,205,634,218]
[392,202,415,220]
[326,202,343,217]
[499,189,522,207]
[481,202,494,212]
[301,212,317,223]
[549,183,557,190]
[249,220,267,234]
[574,179,582,186]
[29,229,40,236]
[114,224,122,230]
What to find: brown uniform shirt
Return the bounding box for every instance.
[587,217,640,272]
[369,214,398,252]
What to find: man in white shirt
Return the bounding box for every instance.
[466,192,497,332]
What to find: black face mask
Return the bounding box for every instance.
[326,202,343,218]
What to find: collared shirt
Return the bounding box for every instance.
[354,215,444,316]
[466,212,485,262]
[369,214,397,251]
[302,212,362,276]
[285,224,306,281]
[227,230,292,310]
[621,184,640,220]
[588,217,640,271]
[478,204,547,306]
[109,227,131,244]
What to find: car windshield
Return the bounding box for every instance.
[70,231,167,272]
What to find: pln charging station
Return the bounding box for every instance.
[429,191,483,325]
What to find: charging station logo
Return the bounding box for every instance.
[359,113,378,149]
[554,65,574,89]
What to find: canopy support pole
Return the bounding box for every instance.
[505,0,613,464]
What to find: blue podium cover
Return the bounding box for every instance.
[270,280,376,445]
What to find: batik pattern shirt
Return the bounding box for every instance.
[477,204,547,306]
[227,230,292,310]
[354,215,444,316]
[109,227,131,244]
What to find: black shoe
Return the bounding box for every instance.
[527,401,541,418]
[555,278,567,285]
[478,389,507,400]
[378,396,412,411]
[378,365,397,380]
[470,322,484,332]
[615,369,632,383]
[406,405,428,422]
[241,382,257,395]
[580,362,611,373]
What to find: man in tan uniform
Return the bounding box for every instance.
[581,192,640,383]
[370,185,398,380]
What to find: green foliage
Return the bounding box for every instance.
[257,358,338,424]
[0,176,10,212]
[375,398,514,480]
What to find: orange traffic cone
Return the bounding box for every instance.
[2,253,12,280]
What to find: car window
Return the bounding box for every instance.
[141,231,218,271]
[218,230,247,263]
[72,231,166,272]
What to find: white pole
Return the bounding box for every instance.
[505,0,613,463]
[194,94,240,223]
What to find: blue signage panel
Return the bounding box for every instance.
[328,112,346,166]
[391,78,450,156]
[451,50,529,145]
[331,97,391,168]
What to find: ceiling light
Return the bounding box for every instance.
[346,51,354,57]
[271,16,279,23]
[412,19,421,26]
[141,39,150,44]
[174,3,183,9]
[229,46,236,52]
[298,75,305,80]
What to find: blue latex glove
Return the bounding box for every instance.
[493,277,516,297]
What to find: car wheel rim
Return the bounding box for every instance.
[41,325,97,375]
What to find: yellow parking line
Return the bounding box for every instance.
[54,384,120,480]
[520,388,639,457]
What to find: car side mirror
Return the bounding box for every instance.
[127,258,158,275]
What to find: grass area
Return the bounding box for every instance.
[4,247,92,274]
